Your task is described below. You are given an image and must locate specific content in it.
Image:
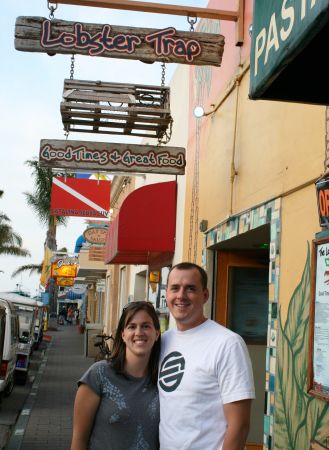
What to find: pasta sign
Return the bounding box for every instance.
[15,17,225,67]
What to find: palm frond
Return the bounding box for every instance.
[0,245,31,257]
[12,263,43,278]
[24,159,68,227]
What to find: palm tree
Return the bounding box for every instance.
[24,160,68,312]
[23,159,68,262]
[24,160,68,251]
[0,190,30,258]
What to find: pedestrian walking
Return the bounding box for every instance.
[158,262,255,450]
[67,306,74,325]
[74,308,80,326]
[70,301,161,450]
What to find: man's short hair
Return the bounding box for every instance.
[168,262,208,290]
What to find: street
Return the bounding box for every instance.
[0,320,92,450]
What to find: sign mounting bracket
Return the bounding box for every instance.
[55,0,245,45]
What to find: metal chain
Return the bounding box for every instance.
[187,15,197,32]
[161,62,166,87]
[158,119,173,146]
[70,54,75,80]
[48,1,58,20]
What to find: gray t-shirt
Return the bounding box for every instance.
[79,360,159,450]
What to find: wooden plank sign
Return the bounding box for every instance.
[39,139,186,175]
[15,16,224,66]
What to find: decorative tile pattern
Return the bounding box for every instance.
[203,198,281,449]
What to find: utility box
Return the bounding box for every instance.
[84,323,103,358]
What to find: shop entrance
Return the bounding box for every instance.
[215,225,270,450]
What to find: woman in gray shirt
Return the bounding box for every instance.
[71,301,161,450]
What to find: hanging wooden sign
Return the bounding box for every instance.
[15,16,224,66]
[40,139,186,175]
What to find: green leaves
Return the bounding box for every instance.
[275,243,329,449]
[0,192,30,258]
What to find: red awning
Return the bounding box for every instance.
[105,181,176,269]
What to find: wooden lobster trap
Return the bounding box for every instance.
[61,79,172,140]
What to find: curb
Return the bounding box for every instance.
[5,341,52,450]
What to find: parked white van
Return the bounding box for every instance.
[0,295,19,398]
[1,293,38,384]
[33,301,45,350]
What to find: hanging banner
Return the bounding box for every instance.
[40,140,185,175]
[40,245,53,287]
[15,17,224,66]
[50,177,111,218]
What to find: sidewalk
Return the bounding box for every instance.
[7,320,93,450]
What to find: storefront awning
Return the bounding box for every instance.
[105,181,176,269]
[249,0,329,104]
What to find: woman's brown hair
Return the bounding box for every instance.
[110,301,161,385]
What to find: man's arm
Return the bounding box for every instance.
[222,399,252,450]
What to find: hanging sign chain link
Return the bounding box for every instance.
[161,62,166,87]
[70,54,75,80]
[187,15,197,32]
[48,1,58,20]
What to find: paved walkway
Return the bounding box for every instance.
[7,320,93,450]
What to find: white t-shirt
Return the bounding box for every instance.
[158,319,255,450]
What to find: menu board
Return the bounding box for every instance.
[308,238,329,401]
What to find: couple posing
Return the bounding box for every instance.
[71,262,255,450]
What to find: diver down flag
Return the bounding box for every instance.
[50,177,111,218]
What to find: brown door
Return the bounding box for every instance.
[215,250,268,450]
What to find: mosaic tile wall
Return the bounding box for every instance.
[203,198,281,450]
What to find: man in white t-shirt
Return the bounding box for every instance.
[158,262,255,450]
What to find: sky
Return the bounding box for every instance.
[0,0,207,295]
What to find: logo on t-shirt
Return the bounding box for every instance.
[158,351,185,392]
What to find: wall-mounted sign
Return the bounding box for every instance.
[15,17,224,66]
[308,237,329,402]
[50,177,111,218]
[249,0,329,104]
[315,177,329,227]
[96,279,106,293]
[51,256,79,278]
[40,140,186,175]
[83,226,108,245]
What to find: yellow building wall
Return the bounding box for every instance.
[279,185,319,323]
[183,70,325,264]
[180,3,329,448]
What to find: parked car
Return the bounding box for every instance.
[33,301,45,350]
[2,293,38,384]
[0,295,20,397]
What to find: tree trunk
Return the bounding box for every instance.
[47,217,58,314]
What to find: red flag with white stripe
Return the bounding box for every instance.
[50,177,111,218]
